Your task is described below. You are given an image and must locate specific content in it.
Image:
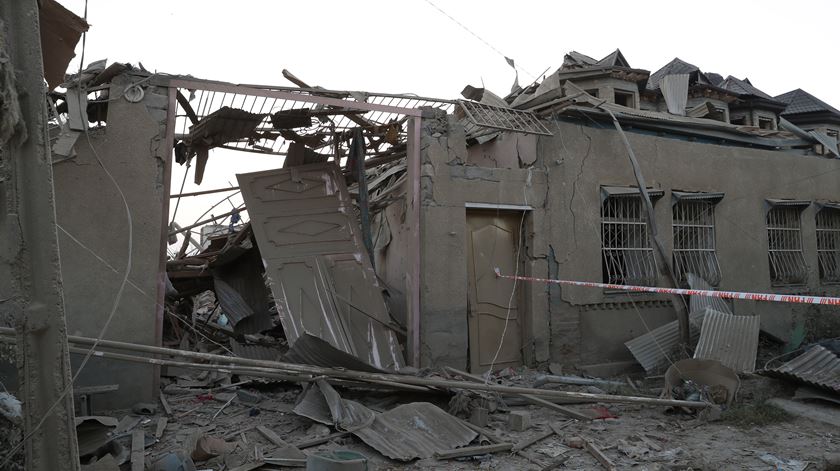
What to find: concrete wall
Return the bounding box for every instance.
[50,73,168,409]
[545,119,840,366]
[395,110,840,372]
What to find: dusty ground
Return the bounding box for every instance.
[82,374,838,471]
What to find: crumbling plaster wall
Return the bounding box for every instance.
[372,181,410,329]
[417,110,551,369]
[50,73,168,409]
[547,119,840,366]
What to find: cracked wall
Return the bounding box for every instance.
[371,110,840,373]
[50,73,168,408]
[417,110,551,369]
[547,119,840,370]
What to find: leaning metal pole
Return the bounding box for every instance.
[0,1,81,469]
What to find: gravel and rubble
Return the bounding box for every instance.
[63,369,837,471]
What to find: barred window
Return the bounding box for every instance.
[817,205,840,283]
[601,187,661,286]
[766,200,809,286]
[672,192,723,287]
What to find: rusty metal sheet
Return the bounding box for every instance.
[762,345,840,393]
[693,309,760,373]
[237,163,404,370]
[293,380,477,461]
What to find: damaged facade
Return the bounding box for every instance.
[373,49,840,375]
[3,4,840,465]
[4,48,840,404]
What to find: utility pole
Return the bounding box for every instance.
[0,0,81,469]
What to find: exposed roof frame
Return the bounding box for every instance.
[167,79,428,117]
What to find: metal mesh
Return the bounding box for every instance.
[672,200,721,287]
[175,86,453,157]
[767,206,808,286]
[601,195,657,286]
[817,207,840,283]
[457,100,553,138]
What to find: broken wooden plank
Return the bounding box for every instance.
[436,443,513,460]
[159,391,172,416]
[294,431,351,449]
[155,417,168,440]
[130,430,145,471]
[512,428,555,452]
[256,425,306,460]
[522,394,593,422]
[445,366,592,421]
[583,437,616,471]
[0,326,710,409]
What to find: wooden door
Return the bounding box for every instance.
[466,210,523,373]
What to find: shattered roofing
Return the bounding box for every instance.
[777,88,840,117]
[563,51,599,68]
[647,58,700,90]
[719,76,776,100]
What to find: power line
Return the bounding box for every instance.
[421,0,535,79]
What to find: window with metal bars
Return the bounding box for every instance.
[601,194,658,286]
[766,204,808,286]
[817,206,840,283]
[672,198,722,287]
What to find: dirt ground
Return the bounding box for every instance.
[82,374,837,471]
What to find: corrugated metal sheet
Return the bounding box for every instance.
[687,273,732,314]
[213,278,253,327]
[661,74,689,115]
[762,345,840,393]
[693,309,760,373]
[238,163,405,371]
[284,334,384,373]
[293,380,476,461]
[213,248,274,335]
[625,310,704,373]
[626,274,729,373]
[230,339,283,362]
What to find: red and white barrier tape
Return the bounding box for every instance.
[493,268,840,306]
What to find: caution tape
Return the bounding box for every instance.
[493,268,840,306]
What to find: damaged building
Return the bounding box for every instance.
[3,1,840,467]
[4,48,840,401]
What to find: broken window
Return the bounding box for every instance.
[614,90,634,108]
[817,205,840,284]
[585,89,600,98]
[766,200,809,286]
[730,114,746,126]
[672,192,723,287]
[600,187,662,286]
[758,116,775,130]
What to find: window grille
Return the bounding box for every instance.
[817,206,840,283]
[767,204,808,285]
[673,199,722,287]
[601,194,657,286]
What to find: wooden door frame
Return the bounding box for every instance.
[465,206,531,373]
